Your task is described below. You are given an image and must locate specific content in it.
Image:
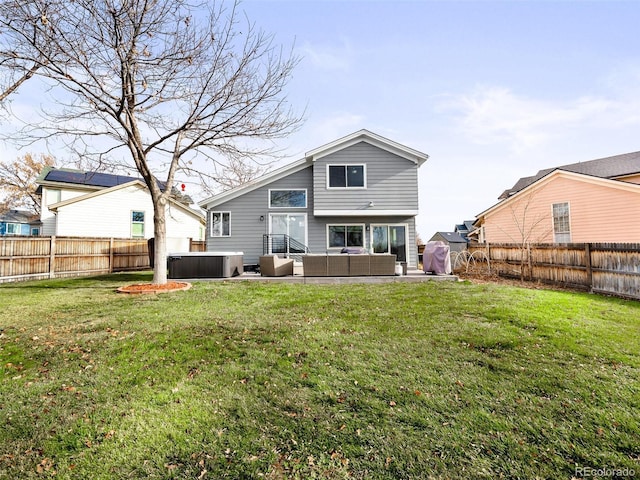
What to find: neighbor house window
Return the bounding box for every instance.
[552,202,571,243]
[269,189,307,208]
[131,211,145,237]
[327,225,364,248]
[328,165,366,188]
[211,211,230,237]
[6,223,20,235]
[47,189,61,205]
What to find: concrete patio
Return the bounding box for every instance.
[196,268,458,284]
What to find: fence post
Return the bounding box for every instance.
[109,238,114,273]
[585,243,593,292]
[49,235,56,279]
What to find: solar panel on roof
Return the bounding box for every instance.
[43,169,174,193]
[45,169,141,187]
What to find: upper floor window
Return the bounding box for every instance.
[328,165,366,188]
[269,189,307,208]
[47,189,61,205]
[552,202,571,243]
[131,211,145,238]
[211,211,231,237]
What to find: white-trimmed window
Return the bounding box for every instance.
[6,223,20,235]
[269,189,307,208]
[328,164,366,188]
[327,224,365,249]
[131,211,145,238]
[552,202,571,243]
[210,211,231,237]
[47,189,61,205]
[371,224,408,262]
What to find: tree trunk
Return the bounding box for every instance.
[152,198,168,284]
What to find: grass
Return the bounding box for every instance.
[0,273,638,479]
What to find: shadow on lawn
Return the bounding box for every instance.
[0,272,153,289]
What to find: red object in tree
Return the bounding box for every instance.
[181,183,185,192]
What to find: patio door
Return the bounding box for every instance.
[371,224,407,262]
[269,213,307,254]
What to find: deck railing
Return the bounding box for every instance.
[262,234,310,262]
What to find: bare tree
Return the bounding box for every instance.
[0,153,55,215]
[497,189,552,280]
[0,0,302,284]
[0,63,40,103]
[0,0,52,106]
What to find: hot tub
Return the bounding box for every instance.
[167,252,244,279]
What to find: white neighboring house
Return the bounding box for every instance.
[36,168,205,250]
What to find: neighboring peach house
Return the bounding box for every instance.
[472,151,640,244]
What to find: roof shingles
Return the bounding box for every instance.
[500,151,640,199]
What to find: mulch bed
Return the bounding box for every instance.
[116,281,191,294]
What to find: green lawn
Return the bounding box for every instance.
[0,273,638,479]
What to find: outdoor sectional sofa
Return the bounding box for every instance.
[302,254,397,276]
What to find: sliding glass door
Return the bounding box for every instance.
[269,213,307,253]
[371,224,407,262]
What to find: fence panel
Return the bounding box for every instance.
[112,239,151,271]
[468,243,640,300]
[0,236,169,283]
[589,243,640,298]
[0,237,53,281]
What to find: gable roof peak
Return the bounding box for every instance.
[305,129,429,165]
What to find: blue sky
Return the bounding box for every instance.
[239,0,640,239]
[3,1,640,240]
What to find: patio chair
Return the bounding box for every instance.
[259,255,294,277]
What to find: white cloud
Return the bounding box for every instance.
[440,84,640,155]
[308,112,366,144]
[298,39,353,71]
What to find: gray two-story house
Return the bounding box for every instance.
[198,130,429,268]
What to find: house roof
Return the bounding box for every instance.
[48,180,205,223]
[476,169,640,221]
[305,129,429,165]
[198,129,429,209]
[0,209,38,223]
[40,168,142,188]
[198,157,310,209]
[430,231,467,244]
[500,151,640,199]
[36,167,170,193]
[454,220,475,233]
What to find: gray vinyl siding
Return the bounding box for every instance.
[205,140,422,267]
[313,142,419,212]
[205,166,314,264]
[205,167,418,266]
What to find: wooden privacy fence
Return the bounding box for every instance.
[468,243,640,300]
[0,236,206,283]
